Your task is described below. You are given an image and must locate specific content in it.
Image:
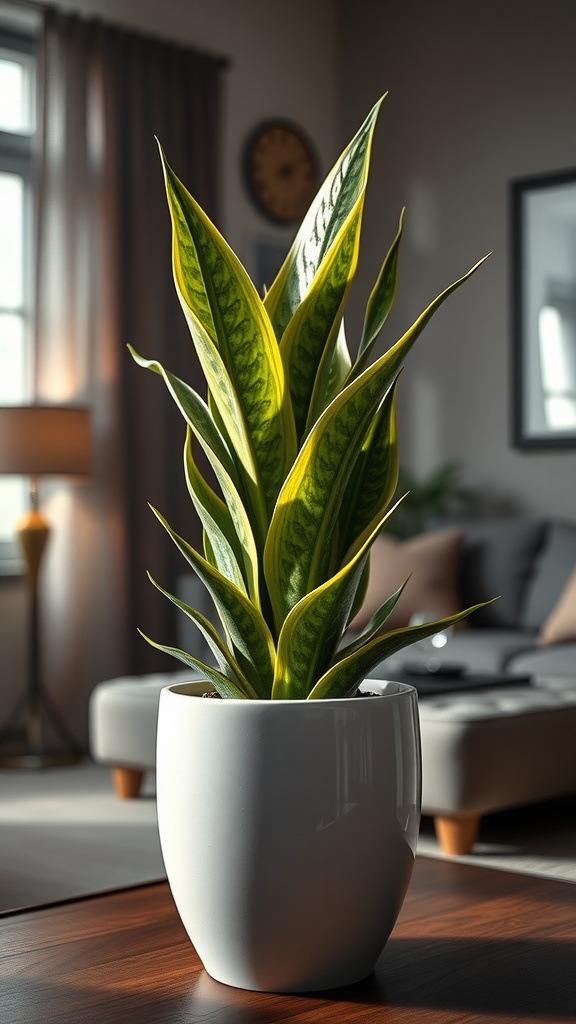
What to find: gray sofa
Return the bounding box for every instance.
[367,517,576,679]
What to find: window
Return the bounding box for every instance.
[538,301,576,430]
[0,31,35,553]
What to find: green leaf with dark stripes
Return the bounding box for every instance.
[183,441,246,595]
[308,602,491,699]
[338,380,400,561]
[146,572,256,693]
[339,580,409,659]
[319,318,352,411]
[160,148,297,522]
[271,509,394,699]
[279,199,364,442]
[131,349,264,572]
[129,347,238,484]
[184,429,259,603]
[346,555,370,626]
[264,257,486,631]
[137,630,256,700]
[264,98,385,341]
[151,506,275,697]
[351,208,404,379]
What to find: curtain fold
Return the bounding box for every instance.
[34,7,225,743]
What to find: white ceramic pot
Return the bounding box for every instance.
[156,679,421,993]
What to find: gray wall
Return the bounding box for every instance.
[48,0,340,261]
[340,0,576,517]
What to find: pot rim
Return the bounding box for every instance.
[162,678,417,706]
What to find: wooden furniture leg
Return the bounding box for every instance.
[111,766,144,799]
[434,814,481,855]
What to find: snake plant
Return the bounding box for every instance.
[131,96,488,700]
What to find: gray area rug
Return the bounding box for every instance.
[418,797,576,883]
[0,760,163,914]
[0,760,574,914]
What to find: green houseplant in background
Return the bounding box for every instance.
[131,96,488,993]
[386,461,479,540]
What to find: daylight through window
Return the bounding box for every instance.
[0,33,35,545]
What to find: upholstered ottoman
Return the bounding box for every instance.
[89,672,197,798]
[418,678,576,854]
[89,673,576,855]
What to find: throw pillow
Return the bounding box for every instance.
[350,526,465,632]
[538,563,576,645]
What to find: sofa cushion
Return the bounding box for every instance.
[537,564,576,645]
[521,520,576,631]
[457,518,545,629]
[351,526,465,631]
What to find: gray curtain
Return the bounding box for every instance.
[34,7,225,743]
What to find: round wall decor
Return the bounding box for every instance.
[243,119,319,225]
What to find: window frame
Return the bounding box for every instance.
[0,28,36,571]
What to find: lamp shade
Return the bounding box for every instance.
[0,405,92,476]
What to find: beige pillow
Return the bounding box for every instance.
[538,565,576,645]
[350,526,465,632]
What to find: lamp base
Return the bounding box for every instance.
[0,685,83,771]
[0,751,82,769]
[0,486,84,771]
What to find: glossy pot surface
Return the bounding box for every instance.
[156,679,421,992]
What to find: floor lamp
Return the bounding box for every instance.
[0,405,92,768]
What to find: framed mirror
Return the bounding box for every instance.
[511,168,576,448]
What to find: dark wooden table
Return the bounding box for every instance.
[1,856,575,1023]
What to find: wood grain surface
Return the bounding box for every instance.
[1,856,575,1023]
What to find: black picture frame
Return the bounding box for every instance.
[511,168,576,449]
